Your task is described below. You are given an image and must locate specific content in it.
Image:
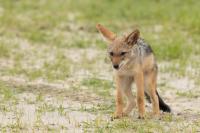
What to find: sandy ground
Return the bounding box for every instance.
[0,48,199,132]
[0,69,199,132]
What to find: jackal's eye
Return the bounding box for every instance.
[109,52,114,56]
[120,52,127,56]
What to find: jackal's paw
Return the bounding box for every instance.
[111,112,125,120]
[113,113,123,119]
[138,116,144,119]
[138,114,145,119]
[154,115,161,120]
[150,112,160,118]
[151,113,161,120]
[122,112,129,117]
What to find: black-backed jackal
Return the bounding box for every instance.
[96,24,171,119]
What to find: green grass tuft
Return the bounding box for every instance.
[81,78,113,97]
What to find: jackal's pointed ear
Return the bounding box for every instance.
[96,24,116,42]
[125,29,140,45]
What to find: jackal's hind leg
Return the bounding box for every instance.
[145,70,160,116]
[123,88,136,116]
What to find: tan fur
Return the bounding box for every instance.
[114,75,124,118]
[143,54,159,115]
[145,70,159,115]
[96,24,116,42]
[96,24,160,119]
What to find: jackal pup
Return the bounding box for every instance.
[96,24,171,119]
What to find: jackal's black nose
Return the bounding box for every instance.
[113,65,119,69]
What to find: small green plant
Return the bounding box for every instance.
[81,78,113,97]
[0,81,15,100]
[58,105,66,116]
[176,91,199,98]
[0,43,10,58]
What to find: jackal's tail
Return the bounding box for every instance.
[145,91,171,113]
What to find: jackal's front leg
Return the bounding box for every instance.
[113,75,124,119]
[135,71,145,119]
